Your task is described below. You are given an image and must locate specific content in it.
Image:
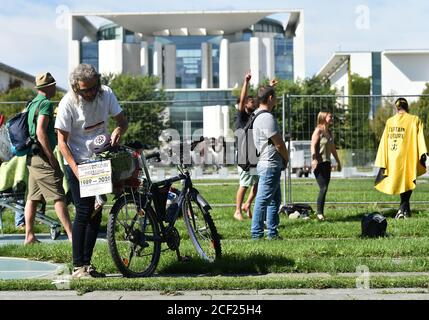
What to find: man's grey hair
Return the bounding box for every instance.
[69,63,101,97]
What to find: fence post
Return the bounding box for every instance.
[287,94,292,204]
[282,94,286,204]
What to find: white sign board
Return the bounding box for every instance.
[78,160,112,198]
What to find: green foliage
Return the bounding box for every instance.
[410,83,429,144]
[0,85,65,120]
[104,74,168,147]
[339,74,375,157]
[372,101,396,143]
[0,87,35,119]
[274,76,337,140]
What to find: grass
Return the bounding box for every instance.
[1,177,429,291]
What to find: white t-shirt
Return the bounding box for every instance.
[55,85,122,164]
[252,109,284,169]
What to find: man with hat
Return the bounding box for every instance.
[24,72,73,244]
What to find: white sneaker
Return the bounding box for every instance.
[316,214,325,221]
[289,211,300,219]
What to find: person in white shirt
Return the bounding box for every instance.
[55,64,128,278]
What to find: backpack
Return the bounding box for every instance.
[237,110,270,171]
[6,100,41,156]
[361,213,387,238]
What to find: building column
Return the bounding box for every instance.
[140,41,148,75]
[219,38,229,89]
[98,39,123,75]
[153,42,163,88]
[293,10,305,81]
[201,42,213,89]
[262,37,275,81]
[249,37,260,87]
[164,44,176,89]
[69,40,80,76]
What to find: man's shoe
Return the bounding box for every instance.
[288,211,300,219]
[267,235,283,240]
[86,265,106,278]
[16,223,25,231]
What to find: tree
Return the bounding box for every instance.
[273,76,337,141]
[0,85,65,121]
[410,83,429,145]
[0,87,36,119]
[341,73,375,151]
[371,100,396,143]
[105,74,168,147]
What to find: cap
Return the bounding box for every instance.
[90,133,112,154]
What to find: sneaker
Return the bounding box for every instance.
[86,265,106,278]
[288,211,300,219]
[395,210,407,219]
[316,214,325,221]
[267,235,283,240]
[72,266,90,279]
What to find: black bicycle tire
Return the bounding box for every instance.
[107,193,161,277]
[183,194,222,261]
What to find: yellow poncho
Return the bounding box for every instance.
[374,113,427,195]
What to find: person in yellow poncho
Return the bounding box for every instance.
[374,98,427,219]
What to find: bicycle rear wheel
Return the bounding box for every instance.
[107,193,161,277]
[183,193,221,262]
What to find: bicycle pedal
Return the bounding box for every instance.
[179,255,192,262]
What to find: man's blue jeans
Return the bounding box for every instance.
[251,166,282,239]
[15,211,25,227]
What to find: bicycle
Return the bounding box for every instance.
[106,141,222,277]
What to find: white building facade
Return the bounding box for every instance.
[0,63,36,92]
[318,50,429,100]
[69,10,305,89]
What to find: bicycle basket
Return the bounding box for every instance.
[94,148,137,183]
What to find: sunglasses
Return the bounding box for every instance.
[78,84,99,95]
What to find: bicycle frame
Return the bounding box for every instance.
[123,145,212,236]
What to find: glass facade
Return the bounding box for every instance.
[89,16,294,87]
[98,24,122,41]
[371,52,382,116]
[155,36,222,89]
[81,42,99,71]
[165,90,234,138]
[246,18,294,81]
[274,37,294,80]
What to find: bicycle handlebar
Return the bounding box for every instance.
[145,152,161,161]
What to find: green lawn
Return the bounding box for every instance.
[1,177,429,290]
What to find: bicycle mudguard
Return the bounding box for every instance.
[189,188,212,211]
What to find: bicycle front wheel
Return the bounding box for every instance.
[183,193,221,262]
[107,193,161,277]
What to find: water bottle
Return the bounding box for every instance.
[165,189,179,223]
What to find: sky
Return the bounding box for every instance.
[1,0,428,88]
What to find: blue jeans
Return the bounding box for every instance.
[251,166,282,239]
[15,211,25,227]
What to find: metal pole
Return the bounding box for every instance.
[282,94,286,204]
[287,94,292,204]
